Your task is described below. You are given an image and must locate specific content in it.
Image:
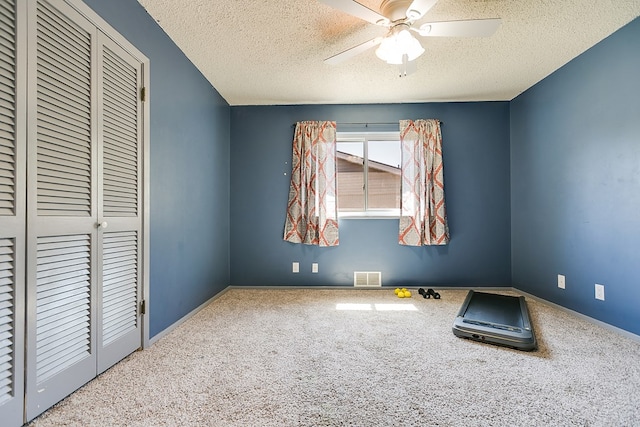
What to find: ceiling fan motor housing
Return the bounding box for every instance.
[380,0,414,22]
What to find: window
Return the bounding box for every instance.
[336,131,401,218]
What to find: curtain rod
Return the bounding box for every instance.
[337,120,443,126]
[292,120,443,127]
[338,122,396,127]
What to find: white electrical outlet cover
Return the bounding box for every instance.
[595,284,605,301]
[312,263,318,273]
[292,262,299,273]
[558,274,565,289]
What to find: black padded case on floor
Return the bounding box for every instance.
[452,291,537,351]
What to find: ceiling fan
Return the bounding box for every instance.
[320,0,501,76]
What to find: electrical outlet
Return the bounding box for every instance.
[312,263,318,273]
[595,284,605,301]
[292,262,299,273]
[558,274,565,289]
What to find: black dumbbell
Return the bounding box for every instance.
[418,288,441,299]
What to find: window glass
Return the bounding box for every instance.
[336,132,401,217]
[336,142,364,211]
[367,140,401,210]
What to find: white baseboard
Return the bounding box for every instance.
[514,288,640,344]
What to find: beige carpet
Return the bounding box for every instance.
[29,289,640,426]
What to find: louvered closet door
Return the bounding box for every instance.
[25,0,98,420]
[0,0,25,425]
[96,34,142,374]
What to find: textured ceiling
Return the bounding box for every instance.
[136,0,640,106]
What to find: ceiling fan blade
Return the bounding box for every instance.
[318,0,390,26]
[405,0,438,20]
[417,18,502,37]
[324,37,384,65]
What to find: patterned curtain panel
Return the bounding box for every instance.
[399,119,450,246]
[283,121,339,246]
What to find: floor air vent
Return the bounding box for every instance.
[353,271,382,288]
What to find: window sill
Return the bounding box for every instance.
[339,211,399,220]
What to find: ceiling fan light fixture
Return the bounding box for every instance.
[375,28,425,65]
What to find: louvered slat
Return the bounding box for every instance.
[103,46,138,217]
[36,0,91,217]
[0,0,16,406]
[35,234,91,383]
[0,0,15,217]
[102,231,137,345]
[0,238,14,404]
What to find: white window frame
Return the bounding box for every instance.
[336,131,401,219]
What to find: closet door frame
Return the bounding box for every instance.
[57,0,150,350]
[68,0,150,352]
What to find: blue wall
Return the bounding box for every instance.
[83,0,231,337]
[511,18,640,335]
[230,103,511,288]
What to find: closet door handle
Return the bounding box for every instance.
[97,221,108,229]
